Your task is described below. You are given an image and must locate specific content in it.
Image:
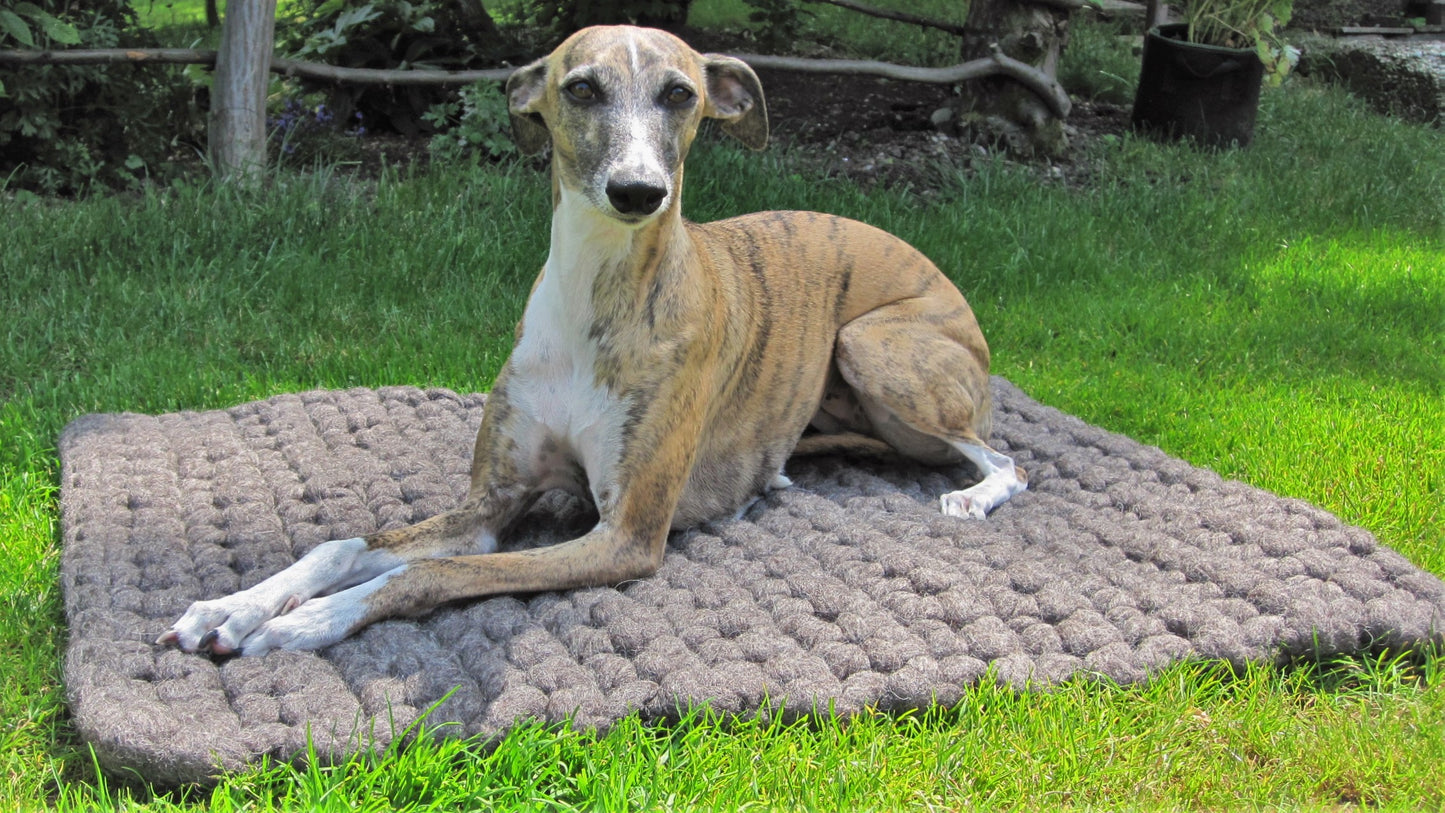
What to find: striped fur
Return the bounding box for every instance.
[159,26,1025,657]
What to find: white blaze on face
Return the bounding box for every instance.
[597,29,670,207]
[615,113,665,186]
[626,28,641,74]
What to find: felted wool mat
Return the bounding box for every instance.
[59,378,1445,785]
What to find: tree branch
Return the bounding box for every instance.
[269,56,513,85]
[735,48,1072,118]
[806,0,1083,30]
[0,47,1070,117]
[0,47,217,66]
[0,48,512,84]
[801,0,969,36]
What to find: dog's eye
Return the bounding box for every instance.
[663,85,694,107]
[565,80,597,101]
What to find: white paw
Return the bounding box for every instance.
[239,565,405,656]
[768,472,793,491]
[157,537,392,656]
[157,588,299,655]
[939,443,1027,520]
[236,595,356,656]
[941,490,989,520]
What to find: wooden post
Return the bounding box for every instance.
[210,0,277,183]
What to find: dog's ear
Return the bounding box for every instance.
[506,58,551,155]
[702,55,768,151]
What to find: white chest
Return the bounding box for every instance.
[505,195,635,488]
[509,281,617,457]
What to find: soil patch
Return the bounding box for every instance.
[749,65,1129,192]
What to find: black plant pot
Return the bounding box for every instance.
[1131,23,1266,148]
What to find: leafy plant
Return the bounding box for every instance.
[0,1,78,47]
[423,80,516,165]
[278,0,516,137]
[741,0,812,51]
[0,1,79,95]
[0,0,203,194]
[1180,0,1300,84]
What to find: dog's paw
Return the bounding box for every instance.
[157,589,301,655]
[940,490,989,520]
[237,565,406,656]
[941,465,1028,520]
[236,594,358,656]
[157,537,388,656]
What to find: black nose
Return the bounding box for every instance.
[606,180,667,216]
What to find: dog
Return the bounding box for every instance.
[159,25,1027,656]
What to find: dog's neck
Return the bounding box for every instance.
[543,180,695,315]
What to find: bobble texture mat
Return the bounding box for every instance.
[59,378,1445,785]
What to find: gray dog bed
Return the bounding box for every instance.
[59,378,1445,785]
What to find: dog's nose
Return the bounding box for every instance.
[606,180,667,216]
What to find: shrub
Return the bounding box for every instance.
[739,0,811,52]
[527,0,693,29]
[0,2,80,91]
[278,0,519,137]
[423,80,515,165]
[0,0,203,194]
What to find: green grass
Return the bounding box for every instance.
[41,656,1445,809]
[1058,16,1142,104]
[3,64,1445,810]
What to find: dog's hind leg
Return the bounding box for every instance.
[832,297,1027,519]
[936,442,1028,519]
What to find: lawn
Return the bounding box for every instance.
[3,5,1445,810]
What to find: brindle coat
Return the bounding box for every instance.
[159,26,1026,656]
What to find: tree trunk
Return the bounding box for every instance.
[210,0,276,183]
[955,0,1075,156]
[455,0,503,45]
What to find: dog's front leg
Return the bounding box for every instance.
[158,488,532,655]
[160,503,485,653]
[241,375,709,654]
[157,533,400,654]
[160,386,540,656]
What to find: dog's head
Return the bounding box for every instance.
[505,25,767,224]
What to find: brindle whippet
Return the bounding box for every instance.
[160,25,1027,656]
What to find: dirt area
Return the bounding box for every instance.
[748,66,1130,192]
[1290,0,1420,32]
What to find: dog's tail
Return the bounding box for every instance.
[790,432,896,459]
